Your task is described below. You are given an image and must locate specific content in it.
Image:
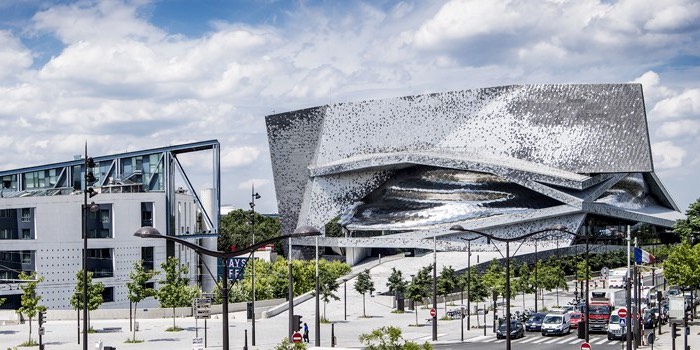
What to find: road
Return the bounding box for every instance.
[434,333,626,350]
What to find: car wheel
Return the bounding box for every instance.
[608,335,613,340]
[541,332,546,336]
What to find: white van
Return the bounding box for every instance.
[541,313,571,336]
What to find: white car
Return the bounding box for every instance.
[541,313,571,336]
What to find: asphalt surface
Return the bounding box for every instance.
[2,253,699,350]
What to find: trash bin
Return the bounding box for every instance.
[397,296,405,312]
[408,299,415,311]
[577,321,585,339]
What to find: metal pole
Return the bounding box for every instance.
[534,242,538,313]
[461,306,464,342]
[315,236,320,346]
[243,329,248,350]
[82,144,88,350]
[250,189,256,346]
[505,241,511,350]
[223,257,229,350]
[634,238,641,349]
[585,236,590,342]
[626,225,632,350]
[288,237,294,339]
[343,279,347,321]
[432,236,438,341]
[467,240,471,330]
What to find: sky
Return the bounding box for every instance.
[0,0,699,215]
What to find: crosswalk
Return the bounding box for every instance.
[468,334,621,346]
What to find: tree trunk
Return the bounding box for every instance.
[28,317,32,343]
[362,294,366,317]
[132,302,138,341]
[172,307,176,329]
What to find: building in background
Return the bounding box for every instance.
[0,140,220,309]
[266,84,684,265]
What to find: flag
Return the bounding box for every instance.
[634,247,655,264]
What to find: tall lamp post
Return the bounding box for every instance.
[249,187,260,346]
[81,144,99,350]
[133,226,320,350]
[459,236,479,330]
[432,236,438,341]
[450,225,588,350]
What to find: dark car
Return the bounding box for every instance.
[497,319,525,339]
[525,312,547,331]
[643,309,657,329]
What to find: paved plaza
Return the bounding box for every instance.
[1,253,698,349]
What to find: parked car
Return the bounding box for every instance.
[525,312,547,331]
[541,313,571,336]
[569,312,584,329]
[608,314,625,340]
[643,308,657,328]
[497,319,525,339]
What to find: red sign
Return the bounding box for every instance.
[292,332,303,343]
[617,308,627,319]
[430,308,437,318]
[580,342,592,350]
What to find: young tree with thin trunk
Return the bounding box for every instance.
[70,270,105,331]
[354,269,375,317]
[17,272,46,345]
[127,260,159,341]
[386,267,408,309]
[437,265,457,313]
[157,256,197,331]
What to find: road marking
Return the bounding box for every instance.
[417,333,446,341]
[530,337,550,343]
[518,337,539,343]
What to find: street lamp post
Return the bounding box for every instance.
[315,235,320,346]
[249,188,260,346]
[450,224,591,350]
[343,278,348,321]
[459,236,479,331]
[133,226,320,350]
[81,144,99,350]
[432,236,438,341]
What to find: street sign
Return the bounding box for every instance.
[430,308,437,318]
[292,332,303,343]
[192,337,204,350]
[618,307,627,319]
[193,298,211,319]
[601,267,609,279]
[619,318,626,327]
[217,257,249,281]
[580,342,592,350]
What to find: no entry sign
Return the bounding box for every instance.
[618,307,627,319]
[292,332,303,343]
[430,308,437,317]
[581,342,592,350]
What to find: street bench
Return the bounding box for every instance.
[100,327,122,333]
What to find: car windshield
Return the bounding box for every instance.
[610,315,620,323]
[499,320,519,327]
[590,306,610,314]
[529,315,544,322]
[571,313,582,318]
[543,316,562,323]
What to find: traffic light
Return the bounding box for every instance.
[85,157,98,198]
[293,315,302,331]
[672,322,680,339]
[38,311,45,326]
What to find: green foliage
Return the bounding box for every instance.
[325,217,344,238]
[663,241,700,288]
[17,272,46,344]
[465,266,488,303]
[69,270,105,312]
[274,338,307,350]
[157,257,199,329]
[127,260,160,341]
[437,266,457,311]
[219,209,282,253]
[674,198,700,242]
[355,269,375,317]
[386,267,408,297]
[359,326,432,350]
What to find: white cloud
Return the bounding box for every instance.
[650,89,700,120]
[657,119,700,138]
[221,146,261,168]
[652,141,687,169]
[0,31,33,80]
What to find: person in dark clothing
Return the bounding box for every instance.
[303,322,309,343]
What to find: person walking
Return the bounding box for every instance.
[303,322,309,343]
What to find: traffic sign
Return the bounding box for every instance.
[580,342,592,350]
[292,332,303,343]
[617,307,627,319]
[601,267,609,279]
[430,308,437,318]
[619,318,626,327]
[192,337,204,350]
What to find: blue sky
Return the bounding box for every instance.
[0,0,699,214]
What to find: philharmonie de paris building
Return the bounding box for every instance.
[266,84,684,265]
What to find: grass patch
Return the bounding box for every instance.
[18,339,38,347]
[320,317,331,324]
[125,339,144,344]
[166,326,184,332]
[391,309,405,314]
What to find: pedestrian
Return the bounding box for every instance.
[303,322,309,343]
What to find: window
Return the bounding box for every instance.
[87,248,113,278]
[100,209,110,224]
[141,247,154,271]
[101,287,114,303]
[21,229,31,239]
[21,208,31,223]
[0,228,12,239]
[141,202,153,227]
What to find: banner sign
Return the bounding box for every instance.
[217,257,249,281]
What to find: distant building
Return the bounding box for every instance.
[266,85,684,265]
[0,140,220,309]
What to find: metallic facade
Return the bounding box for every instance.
[266,84,684,257]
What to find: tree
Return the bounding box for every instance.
[405,273,430,326]
[16,271,46,345]
[513,262,534,309]
[317,265,341,320]
[354,269,375,317]
[674,198,700,243]
[359,326,432,350]
[127,260,159,341]
[663,241,700,288]
[219,209,282,253]
[386,267,408,308]
[157,257,198,330]
[69,270,105,331]
[437,266,457,313]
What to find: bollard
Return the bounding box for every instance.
[95,339,103,350]
[244,329,248,350]
[331,323,335,347]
